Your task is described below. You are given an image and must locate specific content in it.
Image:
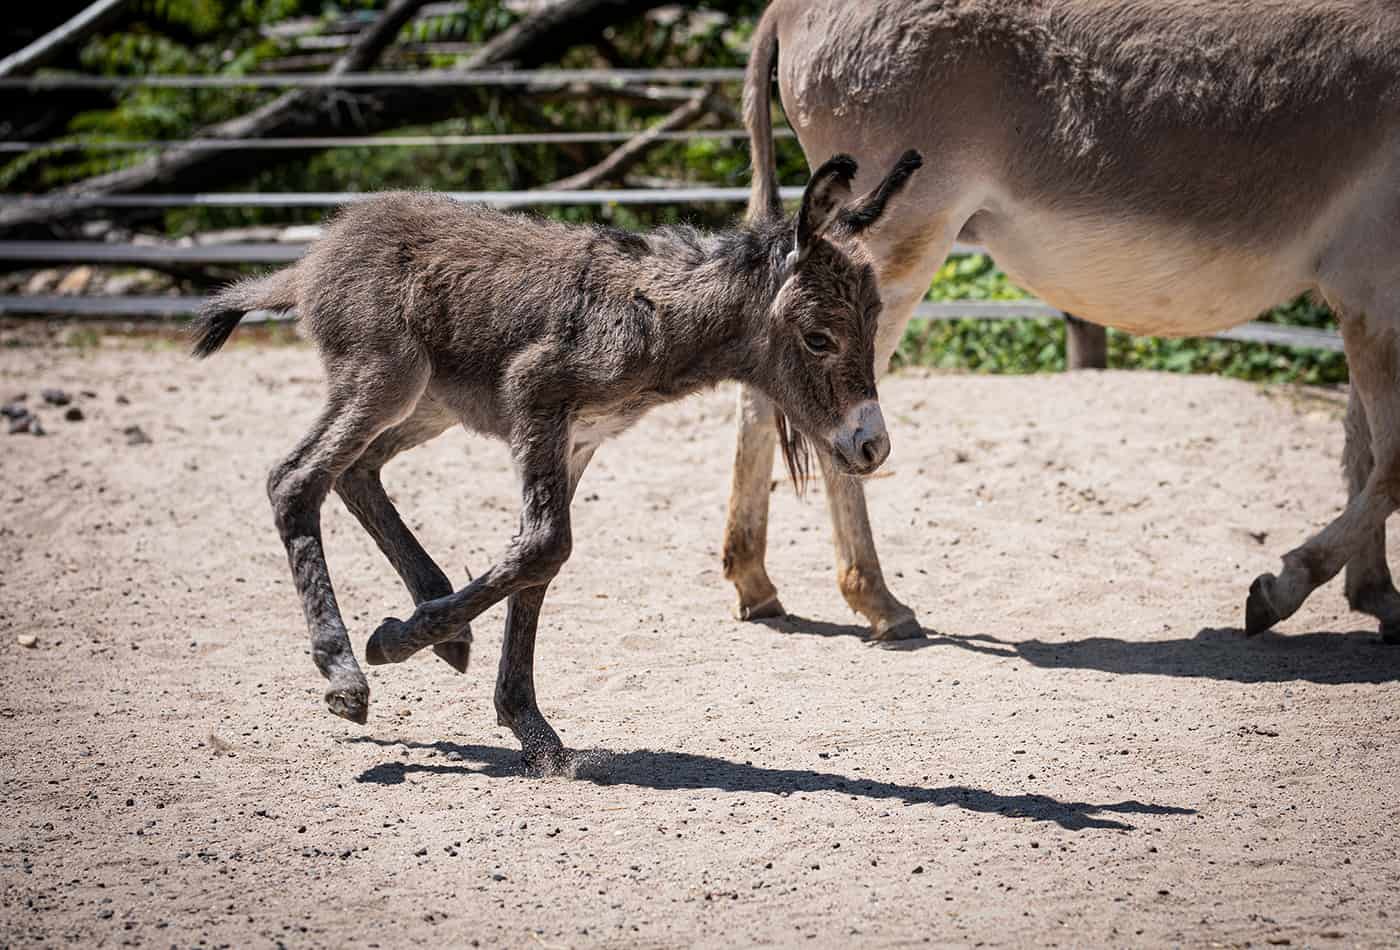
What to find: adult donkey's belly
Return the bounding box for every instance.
[972,205,1319,338]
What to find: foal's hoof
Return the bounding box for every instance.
[325,679,370,725]
[432,634,472,674]
[1245,575,1281,637]
[364,617,407,666]
[1380,621,1400,646]
[736,594,785,622]
[523,744,573,777]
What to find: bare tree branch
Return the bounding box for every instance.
[544,86,722,191]
[0,0,130,79]
[0,0,429,233]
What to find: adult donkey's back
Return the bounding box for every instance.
[725,0,1400,641]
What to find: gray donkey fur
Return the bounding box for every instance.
[191,150,921,768]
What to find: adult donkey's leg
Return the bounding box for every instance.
[269,355,430,723]
[812,268,933,639]
[815,450,918,639]
[819,225,957,639]
[722,386,785,620]
[1340,389,1400,641]
[335,399,474,672]
[719,221,952,638]
[1248,310,1400,638]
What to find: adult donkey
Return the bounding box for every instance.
[724,0,1400,642]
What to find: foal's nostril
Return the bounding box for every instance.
[859,436,879,465]
[854,430,889,469]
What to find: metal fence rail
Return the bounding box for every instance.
[0,127,794,154]
[0,187,806,211]
[0,67,748,91]
[0,293,1346,353]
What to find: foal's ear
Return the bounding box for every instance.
[791,154,859,267]
[838,149,924,235]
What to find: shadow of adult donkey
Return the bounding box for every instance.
[724,0,1400,644]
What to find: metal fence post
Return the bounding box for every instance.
[1065,314,1108,370]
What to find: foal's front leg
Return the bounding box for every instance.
[497,445,596,769]
[496,583,565,769]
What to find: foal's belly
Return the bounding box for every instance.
[974,209,1316,337]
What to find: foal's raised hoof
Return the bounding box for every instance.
[432,634,472,674]
[325,677,370,725]
[1245,575,1282,637]
[364,617,408,666]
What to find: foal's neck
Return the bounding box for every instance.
[640,218,790,392]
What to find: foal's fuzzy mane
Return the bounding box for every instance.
[774,408,813,499]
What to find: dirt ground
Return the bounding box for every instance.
[2,335,1398,949]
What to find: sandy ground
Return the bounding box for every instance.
[1,336,1398,949]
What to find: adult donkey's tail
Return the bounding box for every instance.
[190,268,299,358]
[744,8,783,223]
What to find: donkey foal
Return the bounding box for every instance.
[192,151,921,767]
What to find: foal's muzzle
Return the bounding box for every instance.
[831,400,890,475]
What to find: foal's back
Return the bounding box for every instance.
[296,194,601,362]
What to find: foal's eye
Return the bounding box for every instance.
[803,332,836,355]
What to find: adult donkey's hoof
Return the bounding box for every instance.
[1245,575,1281,637]
[736,594,785,622]
[325,676,369,725]
[432,632,472,674]
[871,611,924,643]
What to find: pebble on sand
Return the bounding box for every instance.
[17,635,38,648]
[9,413,45,436]
[41,388,72,407]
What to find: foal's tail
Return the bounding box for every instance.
[744,8,783,223]
[190,267,299,358]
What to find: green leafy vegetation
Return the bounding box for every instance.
[894,254,1345,384]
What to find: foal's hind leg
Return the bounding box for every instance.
[1247,311,1400,638]
[335,398,474,672]
[1339,389,1400,641]
[269,356,429,723]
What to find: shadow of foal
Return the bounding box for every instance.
[349,738,1194,832]
[927,627,1400,685]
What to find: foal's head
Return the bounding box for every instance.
[758,150,923,486]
